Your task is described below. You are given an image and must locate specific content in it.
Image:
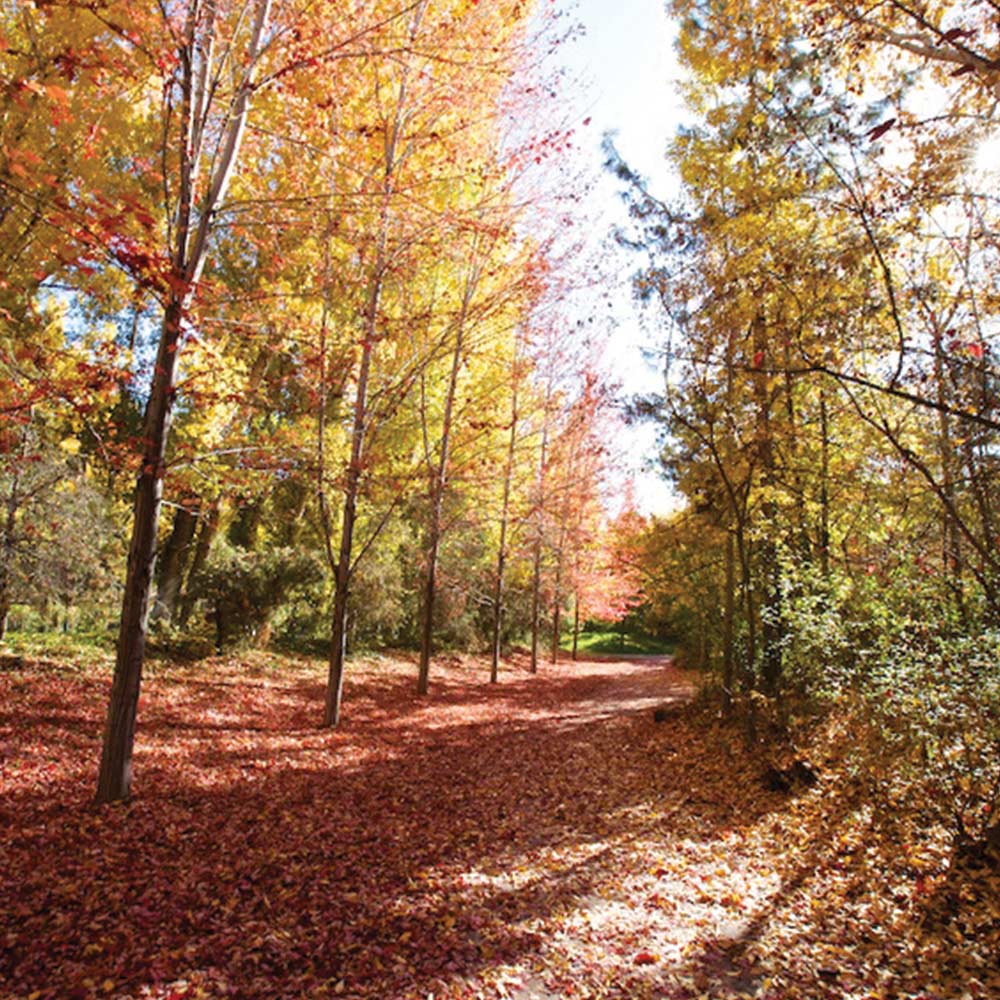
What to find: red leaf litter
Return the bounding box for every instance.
[1,651,997,999]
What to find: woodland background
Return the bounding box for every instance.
[1,0,999,896]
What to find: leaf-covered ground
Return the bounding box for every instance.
[1,651,996,1000]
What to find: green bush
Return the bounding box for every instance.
[776,557,1000,844]
[184,545,323,651]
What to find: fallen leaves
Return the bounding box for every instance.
[0,651,997,999]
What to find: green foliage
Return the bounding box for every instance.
[186,544,323,651]
[748,554,1000,842]
[860,627,1000,842]
[347,542,415,651]
[0,625,114,670]
[0,434,121,627]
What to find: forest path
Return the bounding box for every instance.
[3,649,957,1000]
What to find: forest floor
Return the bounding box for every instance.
[1,649,997,1000]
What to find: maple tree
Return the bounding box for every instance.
[94,0,289,803]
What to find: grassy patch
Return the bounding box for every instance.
[1,628,114,672]
[562,628,674,656]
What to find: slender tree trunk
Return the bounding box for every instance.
[722,528,735,715]
[783,339,809,557]
[489,508,509,685]
[97,297,184,803]
[152,505,199,623]
[417,279,473,696]
[326,556,351,727]
[751,310,782,696]
[818,389,831,581]
[324,2,426,723]
[416,510,440,695]
[178,500,220,627]
[571,592,580,661]
[529,534,542,674]
[490,350,520,684]
[549,552,562,664]
[325,293,375,727]
[550,600,561,664]
[0,463,20,643]
[741,541,757,744]
[325,174,392,725]
[528,418,549,675]
[316,196,339,577]
[0,566,9,641]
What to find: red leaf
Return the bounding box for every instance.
[633,951,657,966]
[866,118,896,142]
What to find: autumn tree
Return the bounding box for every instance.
[319,0,543,722]
[95,0,418,799]
[617,0,1000,839]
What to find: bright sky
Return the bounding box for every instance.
[553,0,685,517]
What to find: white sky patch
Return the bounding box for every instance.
[553,0,686,517]
[973,131,1000,177]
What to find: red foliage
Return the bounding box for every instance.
[1,653,690,999]
[3,653,996,999]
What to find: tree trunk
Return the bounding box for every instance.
[152,504,199,623]
[722,528,735,714]
[528,418,549,675]
[178,500,220,627]
[0,589,9,642]
[326,558,351,727]
[751,310,782,696]
[550,560,562,665]
[818,389,831,581]
[417,278,472,696]
[549,510,569,666]
[416,504,441,695]
[490,350,520,685]
[325,331,369,727]
[489,513,508,684]
[571,593,580,662]
[0,467,18,643]
[529,533,542,674]
[489,525,507,684]
[325,209,385,726]
[97,297,184,803]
